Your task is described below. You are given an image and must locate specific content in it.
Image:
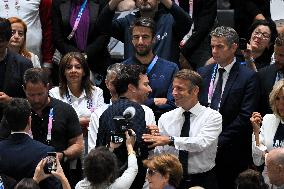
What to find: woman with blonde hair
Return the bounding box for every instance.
[250,79,284,186]
[8,17,41,68]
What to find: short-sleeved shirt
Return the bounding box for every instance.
[31,97,82,151]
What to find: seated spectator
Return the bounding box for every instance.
[14,178,40,189]
[143,153,183,189]
[266,148,284,188]
[251,79,284,186]
[8,17,41,68]
[49,52,104,147]
[76,130,138,189]
[235,169,268,189]
[241,19,278,71]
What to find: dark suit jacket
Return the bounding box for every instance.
[198,62,259,167]
[257,64,278,116]
[52,0,111,74]
[180,0,217,62]
[0,50,33,118]
[0,133,59,188]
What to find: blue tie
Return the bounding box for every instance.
[179,111,191,176]
[210,68,225,110]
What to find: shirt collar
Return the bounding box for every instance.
[181,102,202,116]
[67,87,86,99]
[218,57,236,74]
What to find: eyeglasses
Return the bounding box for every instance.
[253,30,270,40]
[11,30,25,38]
[147,169,158,176]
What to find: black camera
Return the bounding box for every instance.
[44,152,57,174]
[239,38,248,50]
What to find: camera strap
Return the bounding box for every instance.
[47,108,54,144]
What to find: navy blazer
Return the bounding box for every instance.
[198,62,259,165]
[0,133,59,188]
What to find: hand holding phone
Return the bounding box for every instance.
[44,152,57,174]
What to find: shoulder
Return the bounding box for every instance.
[51,97,73,110]
[263,114,278,122]
[197,64,215,76]
[92,86,103,95]
[157,58,179,69]
[49,87,61,98]
[122,57,134,65]
[159,107,181,121]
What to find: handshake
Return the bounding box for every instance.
[142,125,173,148]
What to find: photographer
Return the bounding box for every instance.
[96,64,151,189]
[76,130,137,189]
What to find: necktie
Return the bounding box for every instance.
[179,111,191,176]
[210,68,225,110]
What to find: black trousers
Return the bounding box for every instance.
[177,167,218,189]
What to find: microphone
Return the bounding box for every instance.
[123,107,136,119]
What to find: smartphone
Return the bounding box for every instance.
[44,152,57,174]
[239,38,248,50]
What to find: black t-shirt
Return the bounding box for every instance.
[273,122,284,148]
[0,59,6,91]
[31,97,82,151]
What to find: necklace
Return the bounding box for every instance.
[3,0,20,17]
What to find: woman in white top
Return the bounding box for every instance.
[76,130,138,189]
[49,52,104,152]
[251,79,284,186]
[8,17,41,68]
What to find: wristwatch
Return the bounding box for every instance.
[168,136,175,146]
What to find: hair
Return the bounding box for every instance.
[143,153,183,188]
[58,52,94,99]
[84,147,118,186]
[174,69,203,91]
[130,17,156,37]
[3,98,31,131]
[0,17,12,41]
[14,178,40,189]
[275,33,284,47]
[114,64,147,96]
[8,17,31,59]
[106,63,126,81]
[23,68,49,87]
[210,26,239,47]
[269,79,284,119]
[235,169,268,189]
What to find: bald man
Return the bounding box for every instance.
[266,148,284,188]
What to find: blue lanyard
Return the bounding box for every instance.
[146,55,158,74]
[47,108,54,144]
[208,64,218,102]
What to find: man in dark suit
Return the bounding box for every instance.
[0,98,58,188]
[0,17,33,120]
[180,0,217,70]
[258,33,284,116]
[198,26,259,189]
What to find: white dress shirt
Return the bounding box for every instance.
[156,102,222,174]
[49,86,105,119]
[88,104,156,152]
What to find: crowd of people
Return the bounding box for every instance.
[0,0,284,189]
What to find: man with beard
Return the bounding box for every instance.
[123,18,179,119]
[97,0,191,64]
[258,33,284,116]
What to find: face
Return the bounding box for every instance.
[132,74,152,103]
[9,23,25,50]
[136,0,159,12]
[105,74,118,98]
[250,25,271,52]
[172,78,198,110]
[211,36,237,66]
[146,169,169,189]
[266,158,283,186]
[64,58,85,85]
[274,45,284,71]
[275,89,284,118]
[24,82,49,111]
[132,26,154,57]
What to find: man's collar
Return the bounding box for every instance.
[218,57,236,74]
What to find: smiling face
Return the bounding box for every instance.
[136,0,159,12]
[131,74,152,103]
[132,26,154,57]
[9,22,25,51]
[64,58,85,85]
[250,25,271,52]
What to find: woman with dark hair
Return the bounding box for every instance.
[143,153,183,189]
[52,0,111,80]
[14,178,40,189]
[242,19,278,71]
[49,52,104,147]
[235,169,268,189]
[75,130,138,189]
[8,17,41,68]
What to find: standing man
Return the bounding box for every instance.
[97,64,152,189]
[198,26,259,189]
[0,17,33,120]
[123,17,178,119]
[97,0,192,64]
[258,33,284,115]
[143,69,222,189]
